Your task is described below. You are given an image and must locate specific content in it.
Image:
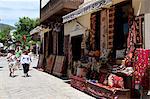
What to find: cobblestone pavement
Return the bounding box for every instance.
[0,57,95,99]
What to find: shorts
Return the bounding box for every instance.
[9,62,17,70]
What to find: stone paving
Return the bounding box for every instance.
[0,57,95,99]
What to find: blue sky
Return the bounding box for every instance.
[0,0,40,26]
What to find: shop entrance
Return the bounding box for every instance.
[114,1,131,50]
[71,35,82,61]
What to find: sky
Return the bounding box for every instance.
[0,0,40,26]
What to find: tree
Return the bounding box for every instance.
[0,27,11,43]
[13,17,40,48]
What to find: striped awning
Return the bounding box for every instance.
[63,0,112,23]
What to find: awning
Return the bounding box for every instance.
[30,26,51,36]
[63,0,112,23]
[30,26,42,35]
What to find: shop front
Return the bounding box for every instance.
[64,12,91,77]
[63,0,150,98]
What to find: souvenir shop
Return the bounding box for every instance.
[63,0,150,98]
[37,23,66,77]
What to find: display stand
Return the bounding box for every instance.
[70,76,130,99]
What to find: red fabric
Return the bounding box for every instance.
[108,74,124,88]
[113,75,124,88]
[71,76,86,91]
[98,72,108,84]
[126,21,137,54]
[133,49,150,90]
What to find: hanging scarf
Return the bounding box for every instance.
[126,20,137,54]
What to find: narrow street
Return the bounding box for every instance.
[0,57,95,99]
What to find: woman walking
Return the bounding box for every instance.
[21,51,32,77]
[15,47,22,69]
[7,50,17,77]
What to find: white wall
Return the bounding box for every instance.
[144,0,150,14]
[64,13,91,37]
[145,13,150,49]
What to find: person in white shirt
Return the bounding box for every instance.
[21,51,32,77]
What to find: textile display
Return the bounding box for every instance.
[52,56,65,76]
[126,15,141,54]
[135,16,144,47]
[81,30,90,52]
[52,31,57,54]
[108,7,115,49]
[125,16,144,64]
[125,52,133,65]
[45,33,49,57]
[133,49,150,90]
[112,64,126,73]
[71,76,130,99]
[70,76,86,91]
[64,35,69,55]
[76,67,87,77]
[37,54,44,68]
[68,37,72,62]
[85,81,130,99]
[85,30,90,51]
[64,35,69,67]
[45,55,55,73]
[90,13,96,50]
[86,69,99,80]
[125,18,137,68]
[52,31,59,54]
[98,72,109,85]
[86,81,114,98]
[100,49,111,64]
[120,67,134,76]
[108,74,124,88]
[100,9,108,51]
[126,19,137,54]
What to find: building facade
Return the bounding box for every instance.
[39,0,84,76]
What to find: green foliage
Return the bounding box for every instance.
[13,17,40,48]
[0,26,11,43]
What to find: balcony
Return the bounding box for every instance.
[40,0,84,23]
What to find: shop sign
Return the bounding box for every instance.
[63,0,112,23]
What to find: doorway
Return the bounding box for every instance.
[71,35,82,61]
[114,1,131,50]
